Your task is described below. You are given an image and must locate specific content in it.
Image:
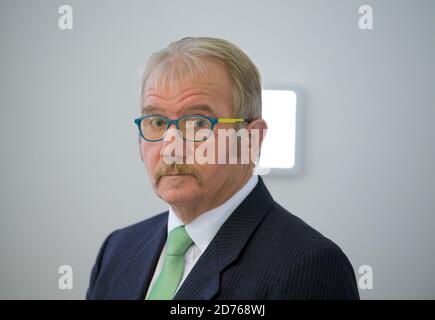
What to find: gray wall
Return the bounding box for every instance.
[1,0,434,299]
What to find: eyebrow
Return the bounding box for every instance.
[142,105,163,115]
[142,104,217,117]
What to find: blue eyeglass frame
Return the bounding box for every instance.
[134,114,250,142]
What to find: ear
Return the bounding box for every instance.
[246,118,268,164]
[247,118,267,144]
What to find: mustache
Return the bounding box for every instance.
[154,163,204,187]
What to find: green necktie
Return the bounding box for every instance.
[147,225,193,300]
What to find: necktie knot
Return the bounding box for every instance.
[167,225,193,256]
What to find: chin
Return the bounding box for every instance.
[155,176,202,204]
[158,189,199,206]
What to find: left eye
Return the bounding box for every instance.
[186,118,209,129]
[193,119,207,128]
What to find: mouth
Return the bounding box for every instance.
[163,173,192,177]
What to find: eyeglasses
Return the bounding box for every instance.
[134,114,251,142]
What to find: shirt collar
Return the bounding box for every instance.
[167,174,259,253]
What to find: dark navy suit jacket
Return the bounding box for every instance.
[86,177,360,300]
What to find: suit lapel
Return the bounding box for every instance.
[173,176,275,300]
[107,213,168,299]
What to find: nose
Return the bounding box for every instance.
[162,123,178,143]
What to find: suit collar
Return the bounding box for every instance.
[106,217,167,300]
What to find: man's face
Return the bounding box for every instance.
[140,60,248,208]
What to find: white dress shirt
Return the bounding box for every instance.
[145,174,259,299]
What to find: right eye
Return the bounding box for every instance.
[149,117,165,128]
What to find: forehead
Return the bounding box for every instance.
[143,59,233,110]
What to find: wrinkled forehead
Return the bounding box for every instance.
[143,57,231,97]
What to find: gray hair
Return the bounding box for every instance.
[139,37,262,119]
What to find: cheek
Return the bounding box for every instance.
[198,164,228,183]
[141,142,161,170]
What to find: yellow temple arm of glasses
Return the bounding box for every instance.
[218,118,245,123]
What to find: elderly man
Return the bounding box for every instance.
[86,37,359,300]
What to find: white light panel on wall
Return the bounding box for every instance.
[256,90,297,173]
